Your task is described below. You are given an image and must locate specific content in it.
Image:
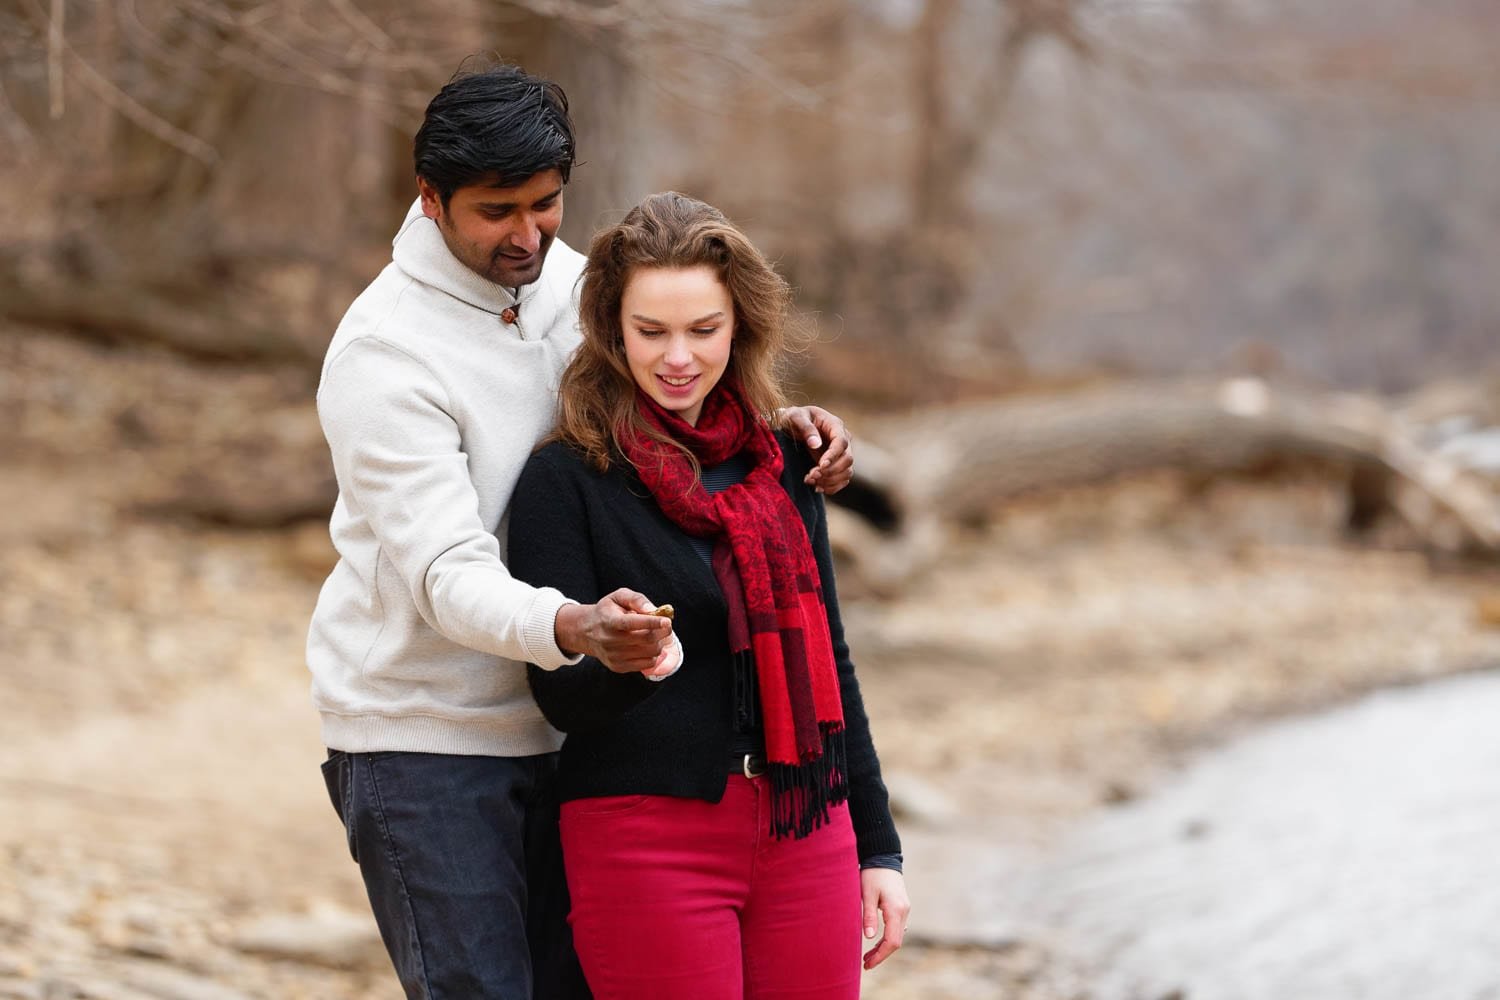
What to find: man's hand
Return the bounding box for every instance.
[779,404,854,495]
[554,589,672,673]
[860,868,910,970]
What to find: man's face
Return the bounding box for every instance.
[417,169,564,289]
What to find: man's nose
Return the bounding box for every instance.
[512,216,541,254]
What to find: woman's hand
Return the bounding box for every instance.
[779,405,854,495]
[859,867,910,970]
[640,631,682,681]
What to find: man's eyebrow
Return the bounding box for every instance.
[629,311,725,326]
[477,184,563,207]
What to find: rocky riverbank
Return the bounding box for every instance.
[3,327,1497,999]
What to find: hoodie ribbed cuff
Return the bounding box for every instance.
[523,588,584,671]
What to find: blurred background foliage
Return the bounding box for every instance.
[3,0,1497,402]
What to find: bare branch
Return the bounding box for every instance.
[69,48,220,164]
[21,0,220,163]
[46,0,64,118]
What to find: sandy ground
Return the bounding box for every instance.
[3,329,1498,999]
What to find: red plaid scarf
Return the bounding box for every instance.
[620,381,847,837]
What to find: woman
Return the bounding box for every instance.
[507,191,908,999]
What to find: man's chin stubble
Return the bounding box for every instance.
[492,267,540,288]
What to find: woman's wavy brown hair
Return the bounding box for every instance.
[553,190,803,475]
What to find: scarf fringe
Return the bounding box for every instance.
[767,722,849,840]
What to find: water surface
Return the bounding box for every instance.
[1030,670,1500,1000]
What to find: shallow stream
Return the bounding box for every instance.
[1025,669,1500,999]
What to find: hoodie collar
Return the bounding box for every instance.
[391,199,553,323]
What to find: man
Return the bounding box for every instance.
[308,64,853,999]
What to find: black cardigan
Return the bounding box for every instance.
[506,433,901,863]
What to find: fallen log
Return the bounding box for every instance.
[828,377,1500,591]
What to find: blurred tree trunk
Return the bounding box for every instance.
[914,0,961,227]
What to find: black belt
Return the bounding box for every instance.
[731,752,767,778]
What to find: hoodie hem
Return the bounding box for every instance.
[321,711,565,757]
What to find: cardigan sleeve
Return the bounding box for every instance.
[803,469,903,862]
[507,447,660,731]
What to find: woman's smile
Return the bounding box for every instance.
[657,373,700,392]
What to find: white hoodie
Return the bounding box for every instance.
[307,200,586,756]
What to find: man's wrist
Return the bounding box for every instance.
[553,602,586,658]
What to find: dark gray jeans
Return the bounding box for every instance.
[321,749,591,1000]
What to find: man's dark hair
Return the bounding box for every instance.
[413,63,576,205]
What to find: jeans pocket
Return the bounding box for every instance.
[320,751,359,863]
[560,794,654,818]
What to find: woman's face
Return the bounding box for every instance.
[621,265,735,427]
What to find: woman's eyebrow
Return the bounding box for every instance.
[629,311,725,326]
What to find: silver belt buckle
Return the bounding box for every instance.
[742,753,766,779]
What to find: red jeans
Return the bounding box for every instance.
[559,774,862,1000]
